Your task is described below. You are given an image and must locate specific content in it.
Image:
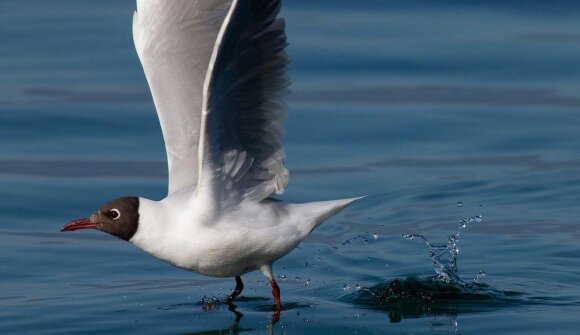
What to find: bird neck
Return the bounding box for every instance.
[128,195,209,267]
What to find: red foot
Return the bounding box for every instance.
[224,276,244,304]
[270,279,283,311]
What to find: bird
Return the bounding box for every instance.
[61,0,362,311]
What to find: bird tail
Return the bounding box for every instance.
[293,196,364,234]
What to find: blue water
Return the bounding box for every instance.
[1,0,580,333]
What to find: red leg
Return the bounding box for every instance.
[270,279,282,311]
[224,276,244,304]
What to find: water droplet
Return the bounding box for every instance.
[450,319,458,334]
[448,233,459,243]
[355,284,361,291]
[277,274,287,281]
[362,237,369,244]
[456,201,464,207]
[385,263,390,268]
[295,276,301,282]
[366,256,371,261]
[474,271,487,282]
[343,283,351,290]
[475,215,483,222]
[372,232,380,239]
[459,219,467,229]
[304,279,311,287]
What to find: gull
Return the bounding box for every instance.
[61,0,362,310]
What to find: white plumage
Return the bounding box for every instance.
[67,0,362,310]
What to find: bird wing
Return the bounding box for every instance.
[197,0,290,202]
[133,0,233,195]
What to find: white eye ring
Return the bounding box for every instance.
[109,208,121,220]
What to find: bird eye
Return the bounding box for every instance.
[107,208,121,220]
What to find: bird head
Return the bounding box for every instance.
[61,196,140,241]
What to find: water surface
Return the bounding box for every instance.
[1,0,580,334]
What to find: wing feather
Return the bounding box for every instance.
[133,0,232,195]
[198,0,290,202]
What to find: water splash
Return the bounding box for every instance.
[342,231,390,246]
[473,271,487,283]
[401,208,485,287]
[459,215,483,228]
[200,295,222,311]
[345,203,530,330]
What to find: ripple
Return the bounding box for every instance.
[346,276,524,322]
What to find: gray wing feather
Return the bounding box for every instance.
[199,0,290,201]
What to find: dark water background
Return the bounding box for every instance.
[1,0,580,334]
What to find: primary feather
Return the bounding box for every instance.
[199,0,290,202]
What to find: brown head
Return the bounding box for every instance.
[61,197,140,241]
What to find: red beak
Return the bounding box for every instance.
[61,218,99,232]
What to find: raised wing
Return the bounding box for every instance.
[198,0,290,201]
[133,0,232,195]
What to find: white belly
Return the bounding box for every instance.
[131,198,308,277]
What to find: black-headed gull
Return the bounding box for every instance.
[62,0,361,310]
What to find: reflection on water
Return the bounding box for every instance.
[351,277,523,322]
[189,300,282,335]
[180,305,247,335]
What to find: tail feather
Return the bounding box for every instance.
[294,196,364,234]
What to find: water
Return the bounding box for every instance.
[1,0,580,333]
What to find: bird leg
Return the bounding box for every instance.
[260,264,283,311]
[269,278,282,311]
[224,276,244,304]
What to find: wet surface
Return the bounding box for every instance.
[1,0,580,334]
